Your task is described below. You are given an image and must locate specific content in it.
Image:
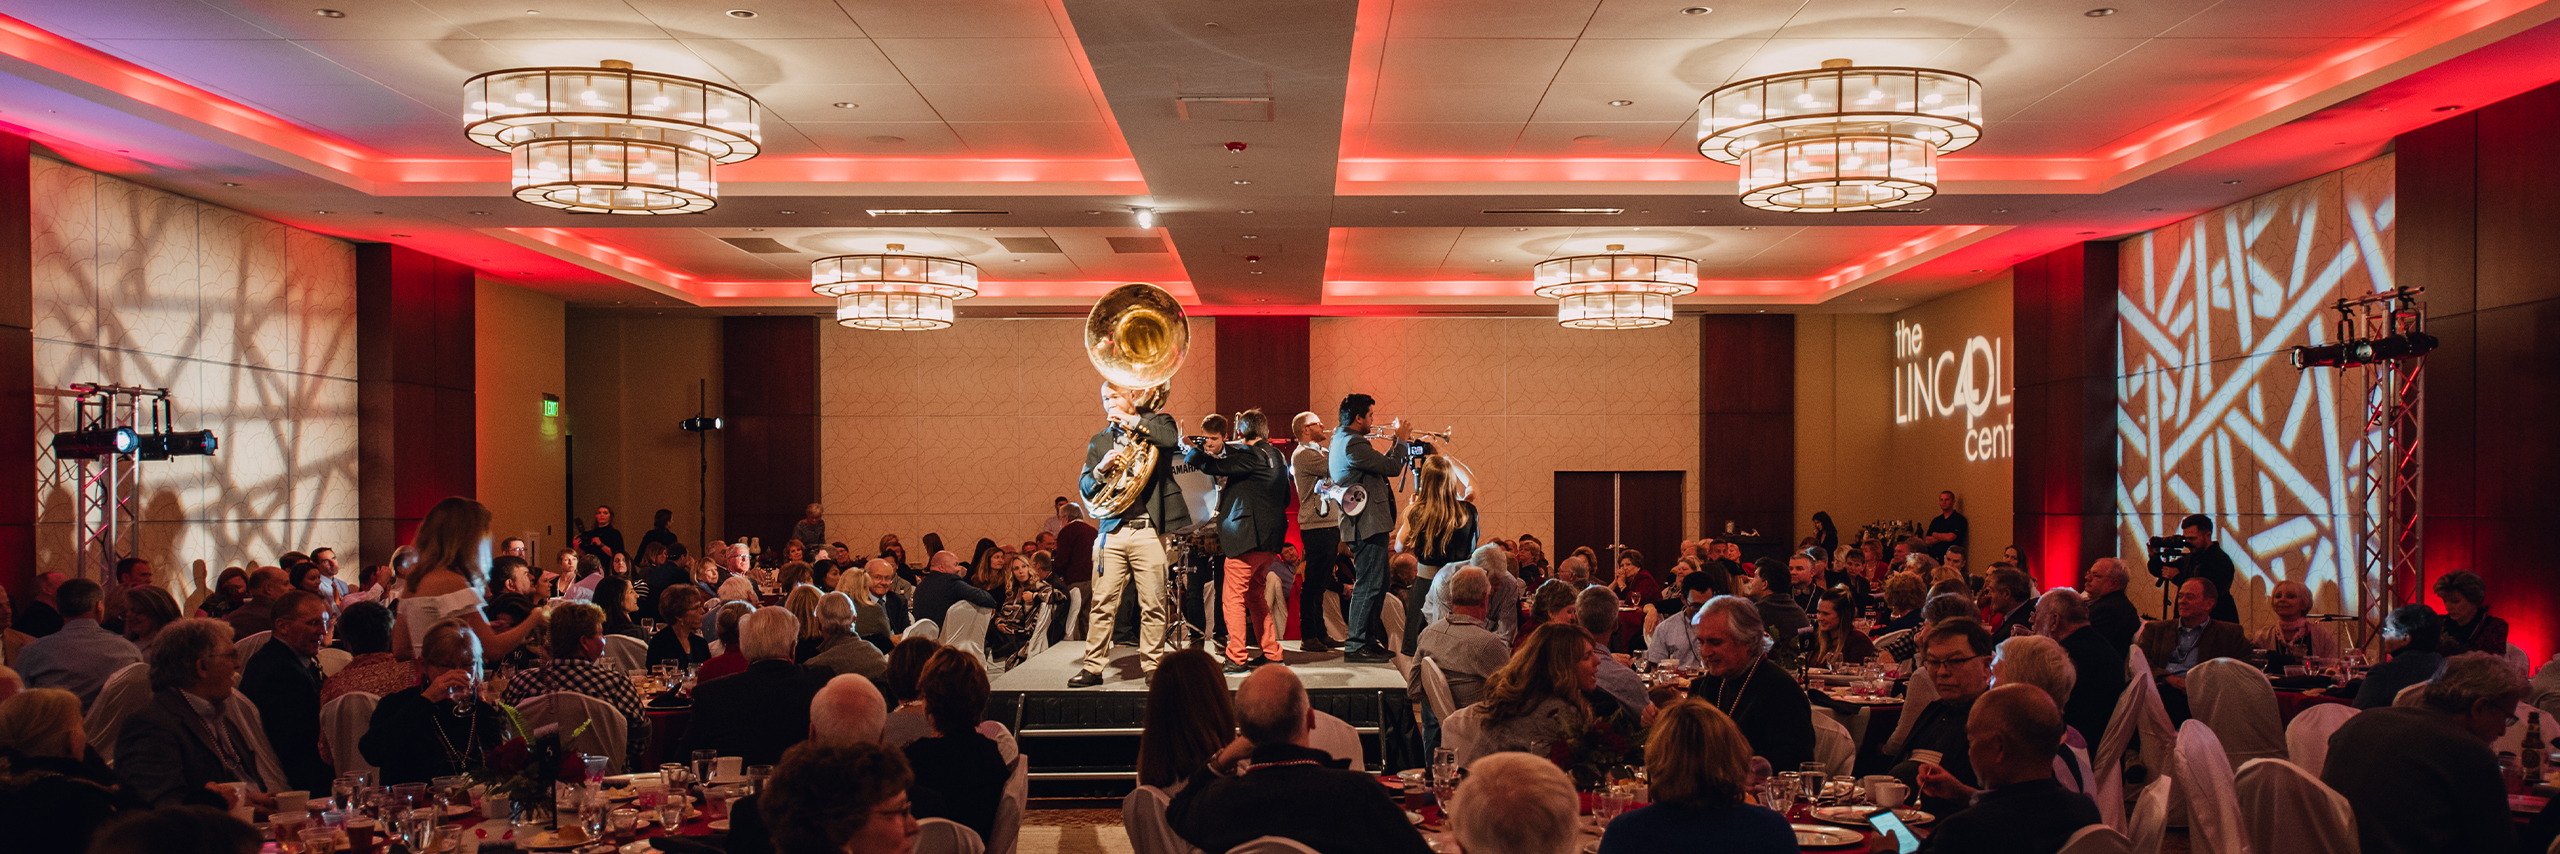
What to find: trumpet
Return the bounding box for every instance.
[1366,424,1455,445]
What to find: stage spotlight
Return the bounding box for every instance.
[52,427,139,460]
[139,429,219,460]
[679,416,723,432]
[2290,342,2350,369]
[2290,331,2438,369]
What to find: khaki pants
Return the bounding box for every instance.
[1081,525,1170,673]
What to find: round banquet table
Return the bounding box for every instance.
[640,707,691,770]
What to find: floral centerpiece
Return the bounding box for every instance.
[1547,704,1647,789]
[474,705,593,828]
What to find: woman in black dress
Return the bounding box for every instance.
[361,619,507,786]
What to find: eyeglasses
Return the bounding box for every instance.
[1921,654,1982,671]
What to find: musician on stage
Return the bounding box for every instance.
[1329,393,1411,664]
[1070,383,1190,688]
[1184,409,1295,673]
[1290,412,1345,652]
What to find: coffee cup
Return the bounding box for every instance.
[344,817,376,853]
[277,790,311,815]
[1860,775,1897,802]
[1873,782,1909,809]
[715,756,744,781]
[1907,749,1943,767]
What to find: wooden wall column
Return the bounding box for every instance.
[2012,242,2119,591]
[1700,316,1794,544]
[722,317,818,551]
[356,244,476,561]
[0,133,34,593]
[1213,316,1311,428]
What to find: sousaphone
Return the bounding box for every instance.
[1082,282,1190,517]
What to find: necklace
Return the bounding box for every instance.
[1713,655,1761,715]
[432,700,481,771]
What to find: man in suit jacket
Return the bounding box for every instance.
[685,608,828,766]
[1070,381,1189,687]
[119,618,275,808]
[222,567,290,639]
[1186,408,1296,672]
[1328,393,1411,663]
[2034,589,2128,743]
[239,591,332,793]
[2084,558,2141,651]
[2135,577,2252,721]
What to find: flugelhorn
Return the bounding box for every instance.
[1082,282,1190,517]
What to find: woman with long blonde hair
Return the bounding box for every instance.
[783,585,827,662]
[393,497,543,661]
[1462,623,1594,762]
[1395,454,1476,652]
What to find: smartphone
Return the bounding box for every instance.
[1867,809,1921,854]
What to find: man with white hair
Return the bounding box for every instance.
[685,606,829,766]
[1452,753,1579,854]
[1691,596,1814,770]
[2082,558,2139,650]
[1413,567,1506,710]
[803,592,889,679]
[2031,588,2123,741]
[2324,652,2524,854]
[1167,665,1430,854]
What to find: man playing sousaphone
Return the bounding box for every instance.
[1184,409,1294,674]
[1072,282,1191,688]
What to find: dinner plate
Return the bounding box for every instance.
[620,842,657,854]
[441,804,476,817]
[709,819,732,832]
[1792,824,1865,848]
[1405,811,1424,825]
[519,829,596,850]
[1809,806,1933,827]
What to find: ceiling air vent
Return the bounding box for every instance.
[997,237,1064,253]
[1480,208,1624,215]
[717,237,798,254]
[864,209,1009,216]
[1108,237,1170,253]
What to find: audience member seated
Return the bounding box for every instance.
[647,585,712,669]
[1877,573,1927,636]
[100,558,156,636]
[697,601,756,683]
[1453,752,1584,854]
[855,559,913,651]
[199,570,248,620]
[2083,559,2140,651]
[2031,589,2124,744]
[321,602,413,705]
[687,607,828,767]
[1894,617,1996,809]
[1989,635,2091,791]
[116,618,274,808]
[1909,684,2101,854]
[117,587,182,652]
[1745,558,1810,642]
[804,592,889,679]
[1689,595,1815,771]
[1980,568,2035,637]
[1465,623,1596,761]
[900,648,1006,842]
[1415,567,1509,711]
[1643,571,1714,670]
[880,638,941,747]
[1517,579,1578,651]
[1596,700,1793,854]
[360,619,505,785]
[1,585,35,667]
[498,603,651,771]
[238,591,331,792]
[782,587,826,662]
[596,577,649,641]
[1137,649,1234,795]
[86,805,264,854]
[1810,589,1875,668]
[759,740,919,854]
[1166,665,1430,854]
[2430,570,2508,656]
[481,596,544,674]
[14,573,69,639]
[989,555,1062,664]
[2135,577,2250,720]
[2356,604,2447,710]
[910,551,996,627]
[221,568,287,638]
[2322,652,2522,854]
[18,579,142,710]
[1569,586,1648,713]
[730,673,949,854]
[2249,579,2341,667]
[0,687,148,854]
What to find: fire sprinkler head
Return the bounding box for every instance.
[1225,141,1249,153]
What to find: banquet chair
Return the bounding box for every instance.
[1021,600,1056,663]
[906,619,942,643]
[2094,646,2175,831]
[2510,643,2533,677]
[1063,586,1087,642]
[944,602,995,666]
[1312,710,1366,771]
[2392,681,2428,707]
[316,647,354,678]
[1414,657,1456,725]
[235,630,272,662]
[2232,758,2357,854]
[225,690,291,792]
[2189,658,2286,766]
[1882,658,1938,756]
[320,691,381,778]
[84,662,152,765]
[1226,838,1320,854]
[1811,710,1856,777]
[1381,594,1406,655]
[915,817,987,854]
[2173,720,2247,854]
[517,691,631,773]
[1442,705,1488,765]
[990,754,1029,854]
[1121,785,1199,854]
[2281,703,2358,778]
[2056,825,2134,854]
[602,634,649,673]
[1324,590,1347,643]
[2127,776,2174,854]
[980,720,1021,764]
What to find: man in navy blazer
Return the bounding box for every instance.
[1186,408,1296,672]
[1329,393,1410,664]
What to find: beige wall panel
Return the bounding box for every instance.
[563,314,723,557]
[477,279,568,553]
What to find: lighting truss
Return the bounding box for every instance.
[2289,287,2430,633]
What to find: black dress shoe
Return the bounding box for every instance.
[1224,661,1255,675]
[1344,648,1394,664]
[1300,636,1339,653]
[1067,670,1104,688]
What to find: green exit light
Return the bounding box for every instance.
[542,396,560,417]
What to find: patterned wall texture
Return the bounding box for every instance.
[817,318,1217,549]
[30,157,360,595]
[1308,318,1701,547]
[2115,154,2395,624]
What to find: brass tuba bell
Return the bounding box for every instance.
[1081,282,1190,518]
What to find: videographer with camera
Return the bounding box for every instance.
[2148,514,2239,623]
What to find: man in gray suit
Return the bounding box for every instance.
[1187,408,1297,673]
[1329,393,1411,664]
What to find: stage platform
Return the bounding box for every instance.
[988,640,1408,797]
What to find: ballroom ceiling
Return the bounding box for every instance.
[3,0,2559,316]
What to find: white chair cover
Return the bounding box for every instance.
[1311,710,1364,771]
[1811,710,1856,777]
[224,691,292,793]
[1324,590,1347,642]
[1262,570,1290,649]
[1064,586,1088,643]
[316,648,354,678]
[990,754,1029,854]
[1226,838,1321,854]
[2190,658,2286,765]
[2233,758,2357,854]
[2057,825,2135,854]
[1414,657,1455,724]
[1882,660,1938,756]
[1121,785,1196,854]
[1442,704,1487,765]
[2128,777,2174,854]
[2174,720,2247,854]
[235,630,273,662]
[906,619,942,643]
[915,817,987,854]
[1022,598,1056,662]
[943,603,995,665]
[2392,681,2427,707]
[1381,594,1405,655]
[2509,643,2532,677]
[979,720,1021,764]
[2282,704,2359,778]
[85,662,152,765]
[602,635,649,674]
[2099,646,2176,802]
[2057,742,2095,795]
[517,691,630,773]
[321,691,380,777]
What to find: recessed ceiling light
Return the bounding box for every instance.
[221,182,241,187]
[1238,210,1255,214]
[2085,7,2116,16]
[1390,209,1408,214]
[313,210,331,214]
[1891,7,1907,13]
[1085,210,1105,215]
[1242,234,1260,238]
[314,8,345,17]
[1513,228,1529,232]
[1488,259,1500,262]
[1737,227,1757,231]
[1607,99,1635,107]
[469,211,489,216]
[524,9,539,14]
[1014,259,1027,262]
[746,227,766,232]
[1991,208,2009,213]
[979,227,993,231]
[1233,180,1252,185]
[778,210,797,214]
[1249,270,1264,274]
[1681,6,1712,15]
[1256,298,1269,303]
[2222,180,2242,185]
[830,102,859,109]
[726,9,757,17]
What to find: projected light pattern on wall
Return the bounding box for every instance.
[2115,155,2394,623]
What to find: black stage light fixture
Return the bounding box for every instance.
[52,427,139,460]
[2290,331,2438,369]
[678,416,723,432]
[2290,342,2350,369]
[139,429,220,461]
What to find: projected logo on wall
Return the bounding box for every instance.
[1894,320,2012,461]
[2114,157,2394,613]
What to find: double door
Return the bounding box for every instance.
[1553,471,1685,585]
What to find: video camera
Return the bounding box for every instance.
[2145,535,2190,578]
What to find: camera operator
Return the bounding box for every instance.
[2152,514,2237,623]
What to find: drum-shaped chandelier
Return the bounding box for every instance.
[812,244,982,330]
[464,60,763,214]
[1696,59,1981,213]
[1531,245,1698,329]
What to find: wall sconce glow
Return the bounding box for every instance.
[1697,59,1980,212]
[1530,244,1697,329]
[463,60,763,214]
[812,243,982,331]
